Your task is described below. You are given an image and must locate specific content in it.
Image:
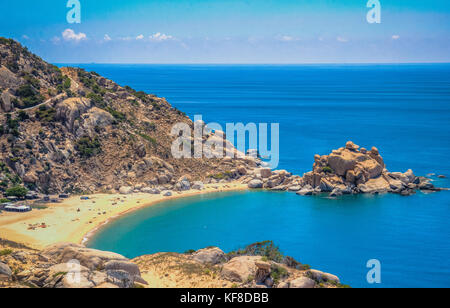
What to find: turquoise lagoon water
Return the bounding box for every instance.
[68,64,450,288]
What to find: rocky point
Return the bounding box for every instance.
[244,141,442,197]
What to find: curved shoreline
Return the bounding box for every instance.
[0,182,248,250]
[81,185,248,246]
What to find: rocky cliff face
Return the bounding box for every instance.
[0,38,255,196]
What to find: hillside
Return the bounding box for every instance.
[0,38,251,196]
[0,240,347,288]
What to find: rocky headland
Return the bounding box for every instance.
[0,239,347,289]
[0,38,253,198]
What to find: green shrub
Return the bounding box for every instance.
[87,92,105,107]
[133,91,148,101]
[5,185,28,198]
[75,137,102,158]
[227,241,283,263]
[17,110,29,121]
[0,249,13,256]
[106,107,126,122]
[22,94,44,108]
[209,171,234,180]
[35,106,56,123]
[322,166,333,174]
[138,133,157,146]
[15,82,44,108]
[270,264,289,284]
[62,76,71,89]
[52,272,67,279]
[16,84,35,98]
[23,75,41,89]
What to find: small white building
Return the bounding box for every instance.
[4,204,32,213]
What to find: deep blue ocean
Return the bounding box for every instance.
[68,64,450,288]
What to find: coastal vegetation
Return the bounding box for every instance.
[5,185,28,198]
[75,136,102,158]
[34,105,56,123]
[227,241,310,271]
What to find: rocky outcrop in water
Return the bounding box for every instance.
[245,141,443,197]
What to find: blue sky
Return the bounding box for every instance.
[1,0,450,63]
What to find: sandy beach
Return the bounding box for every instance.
[0,183,247,249]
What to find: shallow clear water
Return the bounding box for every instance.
[67,64,450,287]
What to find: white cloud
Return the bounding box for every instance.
[22,35,30,40]
[149,32,174,41]
[392,35,400,40]
[51,36,61,44]
[337,36,349,43]
[62,29,87,42]
[136,34,144,40]
[104,34,112,41]
[278,35,299,42]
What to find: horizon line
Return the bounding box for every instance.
[53,62,450,66]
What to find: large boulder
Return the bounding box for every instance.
[104,260,141,277]
[221,256,260,282]
[297,185,314,196]
[327,150,362,177]
[0,66,21,89]
[289,277,316,288]
[307,270,340,284]
[119,186,133,194]
[254,261,271,283]
[358,176,390,194]
[386,176,405,191]
[76,107,114,137]
[1,90,14,112]
[191,247,225,265]
[324,142,384,180]
[56,97,92,132]
[41,243,128,271]
[192,181,204,190]
[175,178,191,191]
[105,269,135,288]
[0,262,12,281]
[46,263,98,288]
[260,168,272,179]
[357,159,383,179]
[248,179,263,189]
